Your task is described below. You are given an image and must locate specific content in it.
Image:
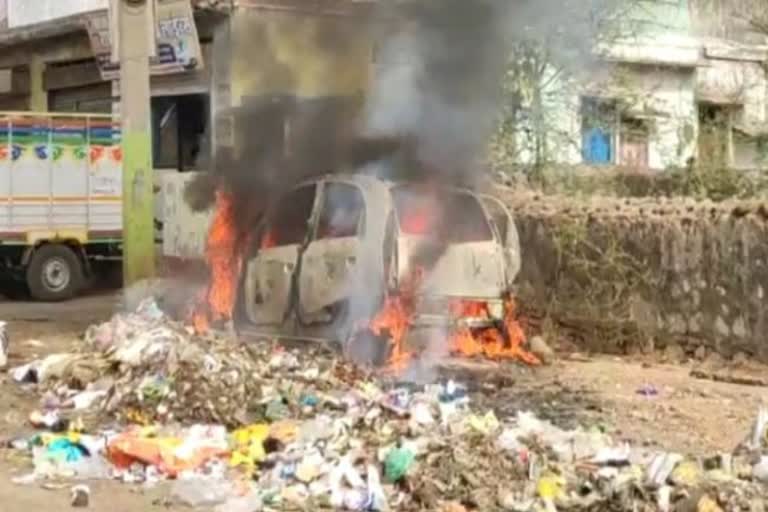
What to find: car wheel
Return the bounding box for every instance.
[26,244,85,302]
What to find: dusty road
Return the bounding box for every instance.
[0,294,765,511]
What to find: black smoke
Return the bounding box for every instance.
[185,0,523,275]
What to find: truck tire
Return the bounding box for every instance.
[26,244,85,302]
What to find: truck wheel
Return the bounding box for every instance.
[26,244,84,302]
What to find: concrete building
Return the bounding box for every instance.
[0,0,378,259]
[0,0,376,172]
[0,0,227,174]
[512,0,768,172]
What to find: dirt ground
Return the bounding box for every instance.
[0,293,765,511]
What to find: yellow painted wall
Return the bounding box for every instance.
[230,10,372,104]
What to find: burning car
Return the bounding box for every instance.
[237,173,536,368]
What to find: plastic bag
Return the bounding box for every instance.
[749,407,768,450]
[646,452,683,487]
[108,429,227,477]
[0,320,8,368]
[384,447,415,483]
[172,477,233,507]
[214,493,263,512]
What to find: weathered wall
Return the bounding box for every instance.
[505,190,768,359]
[162,171,212,260]
[512,64,698,170]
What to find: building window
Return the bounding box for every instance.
[151,93,208,171]
[619,117,649,168]
[581,97,617,164]
[698,103,731,169]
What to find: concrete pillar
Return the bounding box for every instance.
[118,0,155,284]
[28,53,46,111]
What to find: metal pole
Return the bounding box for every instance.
[117,0,155,284]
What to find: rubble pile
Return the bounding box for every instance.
[5,301,768,511]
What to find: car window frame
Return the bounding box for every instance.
[310,179,367,242]
[261,182,321,249]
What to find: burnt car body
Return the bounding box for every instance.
[239,173,521,350]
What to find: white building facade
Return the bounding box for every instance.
[512,0,768,172]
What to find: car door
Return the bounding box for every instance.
[477,193,521,289]
[297,180,366,324]
[243,183,319,326]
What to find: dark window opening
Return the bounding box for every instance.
[698,103,731,169]
[316,182,365,240]
[581,97,617,164]
[151,93,208,171]
[392,185,493,244]
[262,185,317,248]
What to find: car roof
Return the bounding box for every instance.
[298,173,479,195]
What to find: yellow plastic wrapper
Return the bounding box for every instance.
[537,473,566,500]
[124,408,152,426]
[232,424,269,446]
[671,460,702,486]
[468,411,500,435]
[230,444,265,468]
[230,424,270,467]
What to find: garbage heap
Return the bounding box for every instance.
[12,298,269,427]
[6,300,768,512]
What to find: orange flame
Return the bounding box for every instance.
[448,299,540,365]
[368,268,424,373]
[191,189,249,333]
[363,266,539,374]
[360,187,540,373]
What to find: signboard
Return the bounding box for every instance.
[8,0,106,28]
[86,0,203,81]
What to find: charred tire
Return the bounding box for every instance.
[26,244,85,302]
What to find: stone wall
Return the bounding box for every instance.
[503,190,768,359]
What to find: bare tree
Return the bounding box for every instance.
[491,0,652,175]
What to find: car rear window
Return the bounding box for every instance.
[391,185,493,243]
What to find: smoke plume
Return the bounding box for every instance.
[187,0,524,235]
[365,0,513,187]
[183,0,619,370]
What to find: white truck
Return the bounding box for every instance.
[0,112,123,301]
